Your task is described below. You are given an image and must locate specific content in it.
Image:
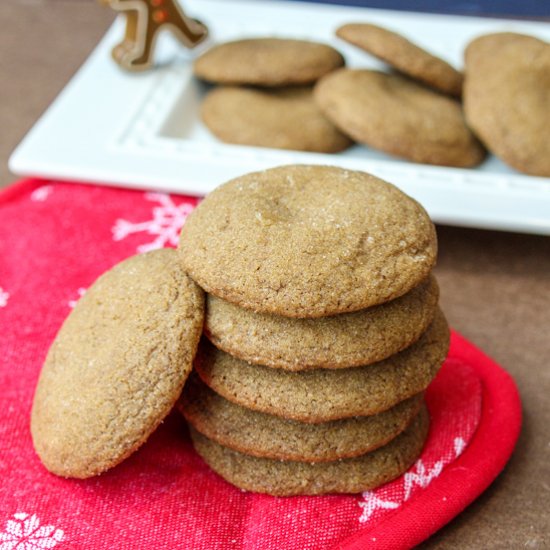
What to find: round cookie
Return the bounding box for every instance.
[205,275,438,370]
[314,69,486,167]
[190,405,429,496]
[201,86,352,153]
[179,373,423,462]
[464,32,550,177]
[193,38,345,86]
[31,249,205,478]
[336,23,463,97]
[179,165,437,318]
[195,308,449,423]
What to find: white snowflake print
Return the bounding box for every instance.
[358,492,399,523]
[0,512,64,549]
[454,436,466,457]
[112,192,194,253]
[0,287,9,308]
[403,459,444,501]
[68,287,86,309]
[30,186,53,202]
[357,430,470,523]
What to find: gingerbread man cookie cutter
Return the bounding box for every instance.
[99,0,208,71]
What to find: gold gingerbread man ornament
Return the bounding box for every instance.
[100,0,208,71]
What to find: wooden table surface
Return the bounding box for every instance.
[1,2,549,548]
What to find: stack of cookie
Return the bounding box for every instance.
[178,164,450,496]
[192,38,353,153]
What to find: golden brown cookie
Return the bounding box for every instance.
[179,165,437,318]
[205,275,438,370]
[31,249,205,478]
[195,309,449,423]
[464,32,550,177]
[193,38,345,86]
[200,86,352,153]
[314,69,485,167]
[190,405,429,496]
[336,23,463,97]
[179,372,423,462]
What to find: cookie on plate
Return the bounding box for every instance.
[193,38,345,86]
[464,32,550,177]
[179,373,423,462]
[201,86,352,153]
[179,165,437,318]
[205,275,439,370]
[195,309,449,423]
[336,23,463,97]
[314,69,485,167]
[190,405,429,496]
[31,249,205,478]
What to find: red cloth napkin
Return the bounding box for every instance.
[0,179,521,550]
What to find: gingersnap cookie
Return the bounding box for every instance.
[195,308,449,423]
[31,249,205,478]
[190,405,429,496]
[205,275,438,370]
[315,69,485,167]
[201,86,352,153]
[193,38,345,86]
[179,373,423,462]
[464,32,550,177]
[179,165,437,318]
[336,23,463,97]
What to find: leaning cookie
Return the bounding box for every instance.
[179,373,423,462]
[193,38,345,86]
[314,69,485,167]
[336,23,463,97]
[464,32,550,177]
[205,275,438,370]
[195,309,449,423]
[179,165,437,318]
[190,405,429,496]
[31,249,204,478]
[201,86,352,153]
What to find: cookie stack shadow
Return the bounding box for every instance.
[177,164,450,496]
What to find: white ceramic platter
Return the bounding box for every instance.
[9,0,550,234]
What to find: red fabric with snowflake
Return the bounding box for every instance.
[0,179,521,550]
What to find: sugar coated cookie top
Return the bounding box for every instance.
[31,249,205,478]
[179,164,437,317]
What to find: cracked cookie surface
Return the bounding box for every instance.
[179,165,437,317]
[31,249,205,478]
